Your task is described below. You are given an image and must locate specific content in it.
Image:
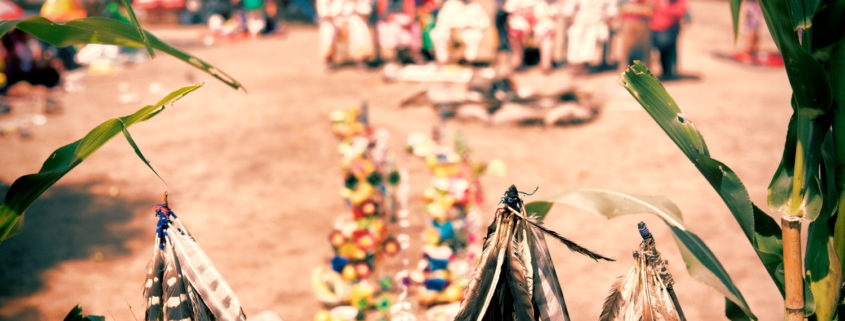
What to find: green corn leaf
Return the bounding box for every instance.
[767,112,828,220]
[63,305,105,321]
[0,83,203,244]
[526,188,756,320]
[524,201,553,220]
[118,119,166,185]
[118,0,154,57]
[0,17,241,90]
[725,299,752,321]
[759,0,831,222]
[758,0,830,115]
[819,132,838,222]
[809,0,845,52]
[620,62,786,299]
[730,0,742,40]
[63,305,84,321]
[805,214,841,321]
[831,42,845,318]
[785,0,820,30]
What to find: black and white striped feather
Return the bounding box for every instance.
[163,244,193,321]
[144,239,165,321]
[145,204,247,321]
[169,217,247,321]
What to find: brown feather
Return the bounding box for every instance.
[455,215,510,321]
[599,276,625,321]
[644,264,680,321]
[526,224,570,321]
[506,219,534,321]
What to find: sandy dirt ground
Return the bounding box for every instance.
[0,1,793,320]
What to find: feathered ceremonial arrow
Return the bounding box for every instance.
[600,222,686,321]
[143,194,247,321]
[454,185,614,321]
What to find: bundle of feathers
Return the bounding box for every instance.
[600,222,686,321]
[454,185,614,321]
[143,200,247,321]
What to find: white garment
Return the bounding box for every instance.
[318,0,374,61]
[429,0,490,62]
[562,0,617,64]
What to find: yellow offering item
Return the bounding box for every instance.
[311,266,350,305]
[338,243,367,260]
[40,0,86,21]
[342,264,358,281]
[424,228,440,245]
[486,158,507,177]
[440,284,464,302]
[416,288,438,306]
[348,184,374,205]
[349,283,375,310]
[314,310,332,321]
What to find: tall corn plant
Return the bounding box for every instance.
[0,3,242,244]
[616,0,845,319]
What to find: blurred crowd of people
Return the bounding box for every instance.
[316,0,689,78]
[0,0,696,93]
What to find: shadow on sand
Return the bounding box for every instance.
[0,180,152,300]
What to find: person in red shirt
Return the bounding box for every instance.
[650,0,686,79]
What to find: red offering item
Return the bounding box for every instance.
[0,0,23,20]
[361,201,377,216]
[383,239,399,256]
[135,0,184,10]
[354,262,372,278]
[354,231,376,252]
[330,230,347,248]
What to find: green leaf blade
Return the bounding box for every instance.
[620,62,786,303]
[730,0,742,40]
[785,0,815,30]
[0,83,202,244]
[118,0,154,57]
[118,119,166,184]
[805,216,841,321]
[758,0,831,115]
[1,17,241,90]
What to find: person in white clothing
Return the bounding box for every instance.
[318,0,375,67]
[505,0,557,70]
[562,0,618,68]
[429,0,490,64]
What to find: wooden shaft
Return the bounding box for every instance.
[782,215,804,321]
[667,286,687,321]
